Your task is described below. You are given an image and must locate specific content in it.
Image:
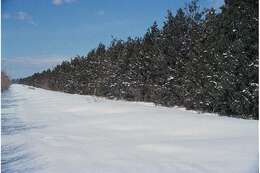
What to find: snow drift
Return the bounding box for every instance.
[1,84,258,173]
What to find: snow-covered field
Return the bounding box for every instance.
[1,84,258,173]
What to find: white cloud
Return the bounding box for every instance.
[97,10,105,16]
[3,56,69,66]
[2,13,11,19]
[52,0,77,6]
[14,11,32,20]
[2,56,70,78]
[3,11,37,26]
[52,0,63,5]
[64,0,77,3]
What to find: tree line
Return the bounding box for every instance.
[18,0,259,119]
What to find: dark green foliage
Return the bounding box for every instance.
[18,0,258,119]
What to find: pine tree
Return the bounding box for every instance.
[18,0,258,119]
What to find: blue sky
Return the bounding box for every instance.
[2,0,224,79]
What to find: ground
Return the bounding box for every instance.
[2,84,258,173]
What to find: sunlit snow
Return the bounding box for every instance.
[1,84,258,173]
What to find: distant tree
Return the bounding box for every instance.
[1,71,11,91]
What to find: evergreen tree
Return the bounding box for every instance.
[19,0,258,119]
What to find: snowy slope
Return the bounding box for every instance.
[2,84,258,173]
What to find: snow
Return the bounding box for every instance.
[2,84,258,173]
[167,76,174,81]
